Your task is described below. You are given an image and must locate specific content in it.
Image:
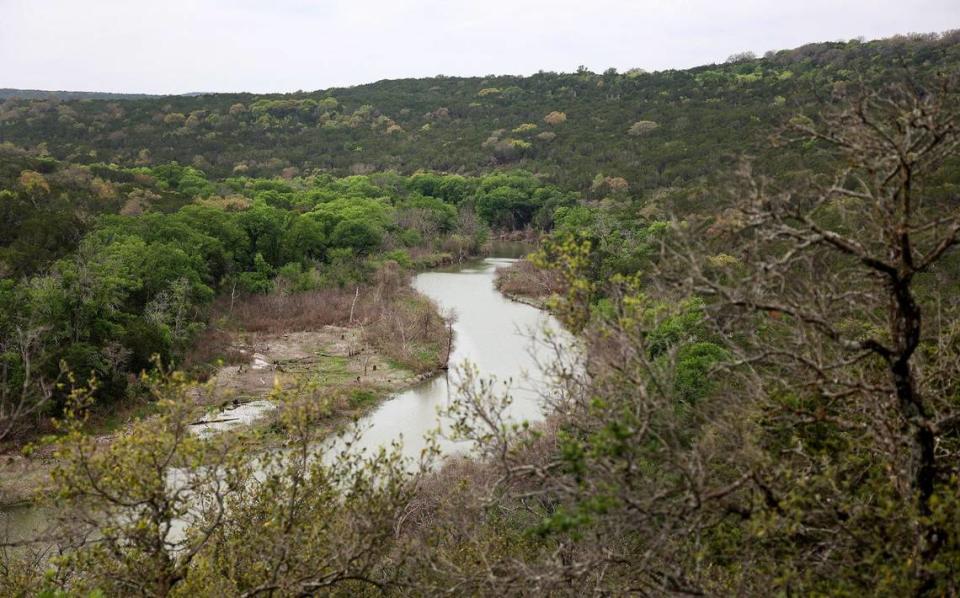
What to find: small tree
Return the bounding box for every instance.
[725,50,757,63]
[627,120,659,136]
[543,111,567,125]
[46,373,250,596]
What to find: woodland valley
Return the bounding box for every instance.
[1,31,960,596]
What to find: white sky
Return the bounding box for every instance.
[2,0,958,94]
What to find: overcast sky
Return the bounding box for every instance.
[2,0,958,95]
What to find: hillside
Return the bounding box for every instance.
[1,33,957,192]
[0,89,162,101]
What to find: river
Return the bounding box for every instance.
[339,255,564,462]
[1,253,566,547]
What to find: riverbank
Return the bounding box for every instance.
[1,253,559,538]
[0,274,452,508]
[1,255,570,594]
[499,291,548,309]
[493,257,559,310]
[333,256,565,461]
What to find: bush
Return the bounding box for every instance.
[276,262,321,293]
[380,249,413,269]
[122,318,172,373]
[494,259,560,298]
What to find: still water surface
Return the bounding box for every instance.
[341,256,564,461]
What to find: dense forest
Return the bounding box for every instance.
[2,31,960,596]
[0,89,162,101]
[1,33,957,191]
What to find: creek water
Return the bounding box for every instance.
[1,251,568,547]
[337,255,565,462]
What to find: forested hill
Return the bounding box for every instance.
[0,89,162,101]
[1,32,957,192]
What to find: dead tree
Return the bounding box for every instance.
[0,325,56,444]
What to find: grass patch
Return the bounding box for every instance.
[312,354,352,384]
[349,389,379,408]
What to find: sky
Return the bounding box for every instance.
[2,0,959,95]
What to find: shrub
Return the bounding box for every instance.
[544,111,567,125]
[627,120,659,136]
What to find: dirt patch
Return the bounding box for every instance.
[199,326,419,408]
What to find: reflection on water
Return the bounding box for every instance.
[484,240,534,259]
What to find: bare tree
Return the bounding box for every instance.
[0,324,56,444]
[663,77,960,592]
